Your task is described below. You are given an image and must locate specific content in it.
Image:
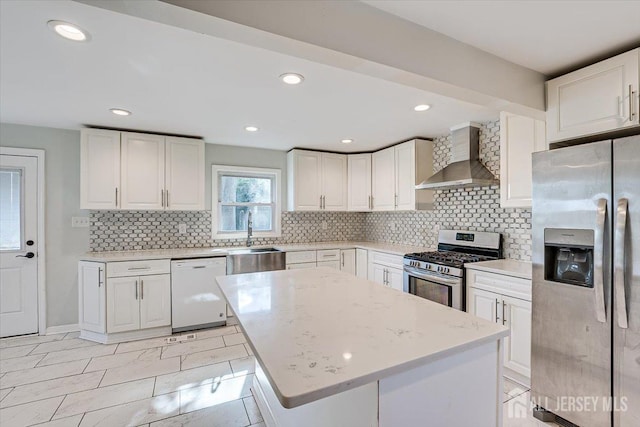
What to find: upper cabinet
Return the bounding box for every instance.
[287,150,347,211]
[546,48,639,143]
[347,153,372,211]
[80,129,205,211]
[372,139,434,211]
[499,112,547,208]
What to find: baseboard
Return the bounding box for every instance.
[46,323,80,335]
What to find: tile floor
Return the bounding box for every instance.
[1,320,557,427]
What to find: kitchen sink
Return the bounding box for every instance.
[226,248,285,274]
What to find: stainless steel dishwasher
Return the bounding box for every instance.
[226,248,286,274]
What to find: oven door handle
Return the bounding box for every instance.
[403,266,460,285]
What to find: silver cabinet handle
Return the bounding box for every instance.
[341,252,344,267]
[115,188,118,207]
[614,198,628,328]
[629,85,635,122]
[322,195,326,209]
[98,267,103,288]
[141,279,144,300]
[502,301,507,326]
[166,190,169,208]
[135,280,138,300]
[128,266,150,271]
[594,198,607,323]
[368,195,372,210]
[319,195,322,210]
[370,196,374,210]
[161,189,165,207]
[495,298,500,323]
[394,194,398,208]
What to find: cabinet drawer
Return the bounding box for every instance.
[286,262,317,270]
[467,270,531,301]
[317,260,340,270]
[369,251,403,269]
[107,259,171,278]
[316,249,340,261]
[286,251,317,264]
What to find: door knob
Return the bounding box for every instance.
[16,252,35,258]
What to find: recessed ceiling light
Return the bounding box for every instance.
[280,73,304,85]
[414,104,431,112]
[110,108,131,116]
[47,20,90,42]
[341,139,353,144]
[245,126,259,132]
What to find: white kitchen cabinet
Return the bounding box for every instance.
[467,268,532,380]
[547,48,639,143]
[80,129,121,209]
[348,154,372,211]
[120,132,165,210]
[317,260,341,270]
[165,137,205,210]
[356,248,368,279]
[286,262,317,270]
[372,140,434,211]
[287,150,347,211]
[78,261,106,333]
[368,251,404,291]
[340,249,356,275]
[372,146,396,211]
[499,112,547,208]
[139,274,172,329]
[81,129,204,211]
[79,259,172,343]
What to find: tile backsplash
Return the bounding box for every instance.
[89,119,532,261]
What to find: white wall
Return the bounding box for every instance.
[0,123,88,329]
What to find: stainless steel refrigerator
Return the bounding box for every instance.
[531,135,639,427]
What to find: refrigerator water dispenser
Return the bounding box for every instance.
[544,228,594,287]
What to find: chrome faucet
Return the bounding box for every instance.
[246,211,253,247]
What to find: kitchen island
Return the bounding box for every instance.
[217,267,509,427]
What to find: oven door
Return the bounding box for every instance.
[403,266,463,310]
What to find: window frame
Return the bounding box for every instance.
[211,165,281,239]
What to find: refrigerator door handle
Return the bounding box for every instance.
[614,198,629,329]
[594,198,607,323]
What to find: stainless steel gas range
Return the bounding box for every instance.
[403,230,502,310]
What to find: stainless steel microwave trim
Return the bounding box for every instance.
[415,122,498,190]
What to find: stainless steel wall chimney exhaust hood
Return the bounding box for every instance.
[415,122,498,190]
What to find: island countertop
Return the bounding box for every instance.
[217,267,509,409]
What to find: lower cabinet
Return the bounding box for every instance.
[340,249,356,275]
[286,249,356,275]
[79,260,172,342]
[466,269,532,380]
[368,251,404,291]
[356,249,368,279]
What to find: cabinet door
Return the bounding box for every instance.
[80,129,120,209]
[78,262,106,333]
[120,132,165,210]
[500,112,546,208]
[317,260,341,270]
[503,295,532,378]
[394,141,416,211]
[547,48,639,142]
[340,249,356,275]
[467,287,499,323]
[348,154,372,211]
[288,150,321,211]
[370,263,387,286]
[387,267,404,291]
[139,274,171,329]
[355,248,368,279]
[321,153,347,211]
[165,137,204,211]
[372,146,396,211]
[106,277,140,333]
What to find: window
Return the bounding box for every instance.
[0,168,23,251]
[212,165,281,239]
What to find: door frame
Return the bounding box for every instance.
[0,147,46,335]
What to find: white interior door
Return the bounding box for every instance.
[0,154,38,337]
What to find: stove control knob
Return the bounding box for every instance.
[445,267,449,273]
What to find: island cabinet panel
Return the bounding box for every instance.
[546,48,639,143]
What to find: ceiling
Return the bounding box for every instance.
[2,1,638,153]
[364,1,640,76]
[0,0,498,153]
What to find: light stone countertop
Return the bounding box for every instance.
[465,259,532,280]
[80,241,432,262]
[217,267,509,409]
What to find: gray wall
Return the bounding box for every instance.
[0,123,87,328]
[204,144,287,209]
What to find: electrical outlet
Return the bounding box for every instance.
[178,223,187,234]
[321,221,328,230]
[71,217,89,228]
